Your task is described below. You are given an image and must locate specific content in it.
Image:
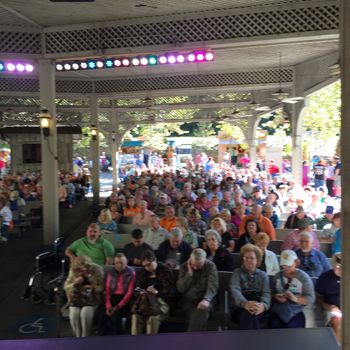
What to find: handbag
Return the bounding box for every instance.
[132,292,162,316]
[271,272,303,323]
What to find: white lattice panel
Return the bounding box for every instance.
[0,78,39,92]
[0,31,41,54]
[44,4,338,54]
[56,80,93,94]
[95,69,293,93]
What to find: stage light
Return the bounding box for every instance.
[88,61,96,69]
[105,59,113,68]
[159,56,167,64]
[72,63,80,70]
[80,62,88,69]
[64,63,71,70]
[140,57,148,65]
[148,56,157,65]
[0,63,4,71]
[6,63,16,72]
[132,58,140,66]
[176,55,185,63]
[196,52,205,61]
[96,61,104,68]
[205,52,214,61]
[122,58,130,66]
[25,64,34,72]
[187,53,195,62]
[16,64,25,72]
[114,59,122,67]
[56,64,63,71]
[168,55,176,64]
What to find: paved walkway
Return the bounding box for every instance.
[0,199,93,340]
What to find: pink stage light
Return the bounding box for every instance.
[6,63,16,72]
[159,56,167,64]
[187,53,196,62]
[96,61,104,68]
[168,55,176,64]
[205,52,214,61]
[122,58,130,66]
[176,55,185,63]
[196,53,205,61]
[16,64,25,72]
[114,59,122,67]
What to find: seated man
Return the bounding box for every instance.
[176,248,219,331]
[65,223,114,266]
[315,253,342,343]
[124,229,153,266]
[143,215,168,250]
[157,227,192,269]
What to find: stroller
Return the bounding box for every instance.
[22,237,68,305]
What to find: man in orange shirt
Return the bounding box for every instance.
[238,204,276,240]
[159,205,177,232]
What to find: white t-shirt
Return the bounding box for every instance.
[0,206,12,225]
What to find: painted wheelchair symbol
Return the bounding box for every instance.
[19,317,46,334]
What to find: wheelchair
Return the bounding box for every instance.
[22,237,68,305]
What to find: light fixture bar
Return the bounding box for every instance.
[0,61,35,73]
[56,50,214,72]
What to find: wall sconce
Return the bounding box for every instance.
[91,125,98,141]
[111,131,116,142]
[39,108,51,137]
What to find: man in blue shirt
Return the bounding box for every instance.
[315,253,341,343]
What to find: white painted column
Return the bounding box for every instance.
[39,59,59,244]
[90,96,100,204]
[246,115,259,172]
[341,1,350,348]
[290,103,305,186]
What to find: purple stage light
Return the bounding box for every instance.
[187,53,196,62]
[168,55,176,64]
[159,56,167,64]
[205,52,214,61]
[140,57,148,65]
[25,64,34,72]
[132,58,140,66]
[16,64,25,72]
[196,53,205,61]
[114,59,122,67]
[6,63,16,72]
[176,55,185,63]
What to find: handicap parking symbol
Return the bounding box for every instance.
[9,315,57,335]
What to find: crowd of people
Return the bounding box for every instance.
[62,157,343,342]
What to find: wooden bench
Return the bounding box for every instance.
[275,229,323,241]
[118,224,147,234]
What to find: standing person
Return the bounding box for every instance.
[302,161,309,187]
[229,244,271,329]
[313,159,326,190]
[64,256,104,337]
[0,197,12,242]
[177,248,219,332]
[100,253,136,335]
[333,156,341,197]
[325,160,335,197]
[270,250,315,329]
[231,147,237,166]
[268,160,280,178]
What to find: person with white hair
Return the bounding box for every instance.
[295,231,331,278]
[177,248,218,331]
[156,227,192,269]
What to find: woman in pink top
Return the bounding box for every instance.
[231,203,246,234]
[101,253,136,335]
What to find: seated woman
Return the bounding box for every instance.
[235,219,260,253]
[123,196,140,218]
[109,202,122,223]
[231,202,246,230]
[254,232,280,277]
[186,208,208,238]
[205,229,233,271]
[176,216,198,248]
[131,250,174,335]
[262,204,279,229]
[100,253,136,335]
[210,217,235,252]
[229,244,271,329]
[295,231,331,278]
[219,209,238,238]
[97,208,118,237]
[270,250,315,329]
[64,256,104,337]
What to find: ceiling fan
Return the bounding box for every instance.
[271,53,304,104]
[250,99,270,112]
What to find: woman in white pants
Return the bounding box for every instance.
[64,256,104,337]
